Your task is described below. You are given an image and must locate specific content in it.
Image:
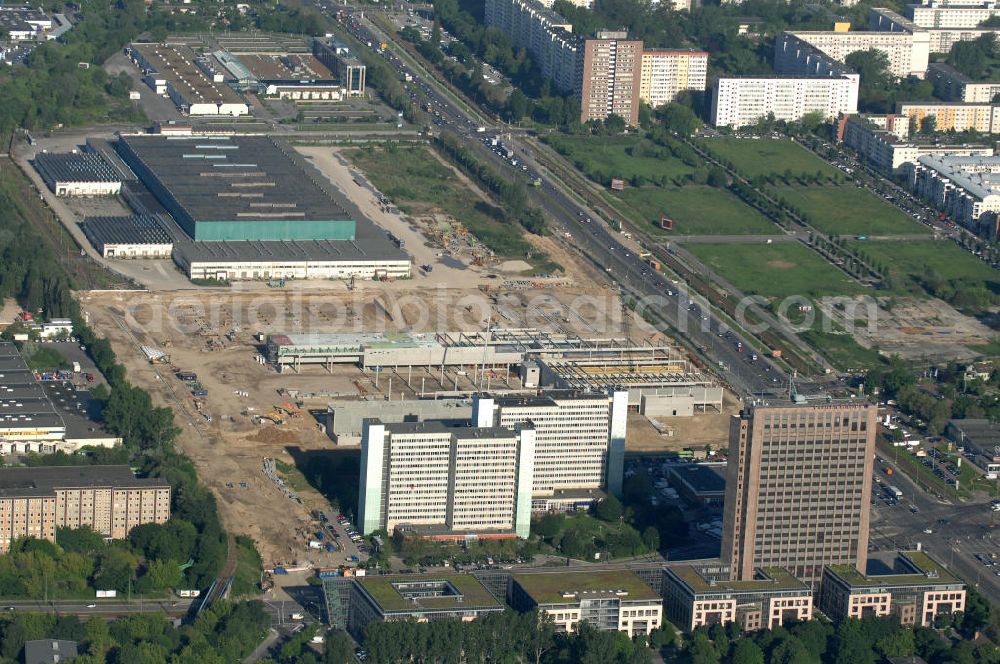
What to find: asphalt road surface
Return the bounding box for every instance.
[328,7,820,396]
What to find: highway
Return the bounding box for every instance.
[870,449,1000,606]
[325,7,826,396]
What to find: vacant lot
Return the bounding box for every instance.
[546,134,694,184]
[851,240,1000,296]
[687,242,867,300]
[346,145,538,262]
[621,185,777,236]
[776,185,930,236]
[701,138,840,179]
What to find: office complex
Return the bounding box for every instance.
[639,50,708,108]
[928,62,1000,102]
[710,76,859,128]
[663,564,813,632]
[0,465,170,552]
[838,112,993,173]
[510,570,663,636]
[909,154,1000,229]
[820,551,966,626]
[720,399,878,586]
[473,390,628,500]
[358,420,536,539]
[342,573,503,638]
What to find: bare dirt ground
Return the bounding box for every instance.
[818,295,994,362]
[79,284,673,565]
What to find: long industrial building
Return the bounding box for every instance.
[0,465,170,552]
[114,134,410,281]
[358,420,536,539]
[126,43,250,117]
[0,343,120,455]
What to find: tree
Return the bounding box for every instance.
[324,630,354,664]
[603,114,627,133]
[707,166,729,188]
[534,512,563,539]
[506,89,529,121]
[730,639,765,664]
[641,526,660,551]
[920,115,937,134]
[594,495,623,522]
[657,102,701,135]
[57,527,106,554]
[685,632,721,664]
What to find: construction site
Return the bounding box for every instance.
[77,279,734,566]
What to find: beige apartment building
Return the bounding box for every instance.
[473,390,628,499]
[896,101,1000,133]
[580,33,644,126]
[928,62,1000,102]
[0,466,171,552]
[358,420,536,539]
[820,551,966,626]
[720,399,878,586]
[639,50,708,109]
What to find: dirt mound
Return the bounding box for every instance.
[245,427,300,445]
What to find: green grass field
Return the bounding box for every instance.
[701,138,840,179]
[850,240,1000,296]
[687,242,867,300]
[346,146,546,266]
[619,185,778,235]
[800,328,883,371]
[775,185,930,236]
[546,134,695,184]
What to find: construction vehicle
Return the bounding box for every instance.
[276,401,301,418]
[267,280,286,288]
[255,411,287,426]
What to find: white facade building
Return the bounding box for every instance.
[909,0,1000,29]
[472,391,628,498]
[639,50,708,108]
[786,19,931,78]
[711,76,859,128]
[928,62,1000,102]
[484,0,581,94]
[839,113,993,172]
[910,154,1000,226]
[358,420,536,538]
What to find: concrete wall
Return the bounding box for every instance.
[327,398,474,445]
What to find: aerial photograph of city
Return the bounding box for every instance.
[5,0,1000,660]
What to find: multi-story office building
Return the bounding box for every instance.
[0,466,171,552]
[580,32,643,125]
[511,570,663,636]
[710,75,859,128]
[720,399,878,586]
[928,62,1000,102]
[472,390,628,499]
[663,564,813,632]
[897,100,1000,133]
[638,50,708,108]
[358,420,536,538]
[820,551,966,626]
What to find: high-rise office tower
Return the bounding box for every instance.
[721,399,877,586]
[473,390,628,498]
[358,420,536,538]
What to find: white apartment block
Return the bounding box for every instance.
[472,391,628,498]
[358,420,535,538]
[711,76,859,129]
[872,7,1000,56]
[484,0,581,94]
[908,0,1000,29]
[928,62,1000,101]
[774,34,857,78]
[897,100,1000,132]
[838,112,993,172]
[910,154,1000,226]
[639,50,708,108]
[787,19,931,78]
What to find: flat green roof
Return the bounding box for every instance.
[671,566,808,594]
[826,552,960,588]
[513,570,660,605]
[357,574,501,613]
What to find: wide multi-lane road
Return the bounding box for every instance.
[325,7,827,396]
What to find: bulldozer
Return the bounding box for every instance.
[255,411,287,426]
